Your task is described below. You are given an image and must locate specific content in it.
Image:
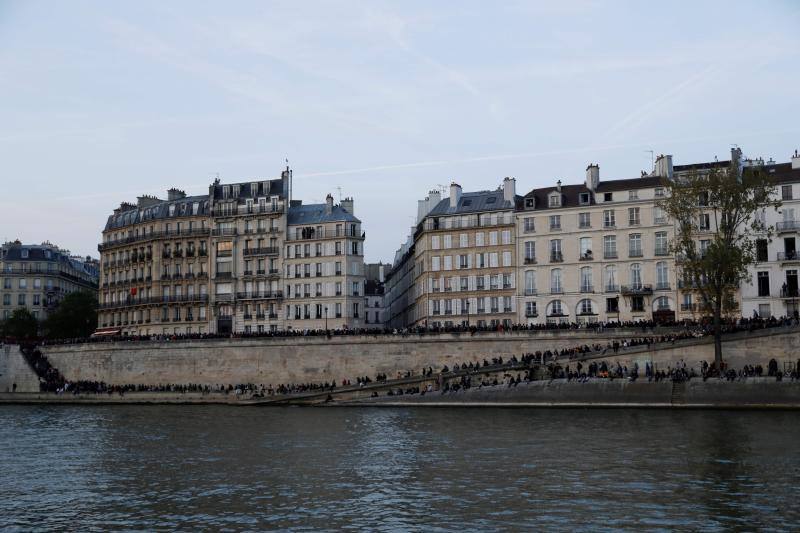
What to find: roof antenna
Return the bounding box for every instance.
[336,186,343,202]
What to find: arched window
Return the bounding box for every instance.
[654,296,671,311]
[630,263,642,290]
[577,299,596,315]
[547,300,565,317]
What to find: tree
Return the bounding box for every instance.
[43,291,98,339]
[660,156,780,371]
[1,308,39,339]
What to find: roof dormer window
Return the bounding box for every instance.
[525,198,534,208]
[579,192,590,205]
[549,193,561,208]
[21,249,29,258]
[628,190,639,200]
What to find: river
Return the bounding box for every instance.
[1,406,798,531]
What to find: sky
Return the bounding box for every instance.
[0,0,799,263]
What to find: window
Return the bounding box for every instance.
[606,297,619,313]
[654,187,665,198]
[655,232,669,255]
[550,269,562,293]
[603,236,617,259]
[431,236,440,250]
[628,190,638,200]
[699,213,710,231]
[629,234,642,257]
[548,300,564,317]
[604,192,612,202]
[459,254,469,269]
[523,217,535,233]
[578,299,594,315]
[628,207,640,226]
[758,303,771,318]
[550,240,562,262]
[18,294,26,305]
[460,234,468,247]
[604,265,618,292]
[524,242,536,263]
[549,193,561,207]
[603,210,615,228]
[549,215,561,230]
[443,235,452,249]
[578,212,591,228]
[579,237,592,260]
[756,239,768,262]
[501,230,511,245]
[782,185,793,201]
[656,262,669,289]
[757,271,770,297]
[524,270,536,295]
[475,233,484,246]
[21,249,29,258]
[19,278,27,289]
[3,278,10,289]
[2,294,9,305]
[630,264,642,290]
[579,192,590,205]
[653,206,666,225]
[698,191,709,207]
[580,267,593,292]
[431,257,441,271]
[631,296,645,312]
[525,301,537,318]
[489,232,498,246]
[654,296,671,311]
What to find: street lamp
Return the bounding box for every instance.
[465,300,470,328]
[324,306,328,331]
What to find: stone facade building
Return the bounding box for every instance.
[97,167,366,336]
[1,241,98,322]
[410,179,521,328]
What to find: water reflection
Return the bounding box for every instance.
[1,407,799,530]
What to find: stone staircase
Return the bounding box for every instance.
[0,344,42,393]
[670,380,687,405]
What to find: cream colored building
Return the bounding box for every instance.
[98,190,212,336]
[1,241,98,323]
[98,167,367,336]
[516,159,678,324]
[283,195,366,330]
[410,180,520,328]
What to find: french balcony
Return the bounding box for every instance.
[243,247,279,257]
[628,250,643,258]
[579,284,594,293]
[604,252,618,259]
[654,248,670,256]
[781,288,800,299]
[235,290,284,300]
[211,228,238,236]
[215,272,232,279]
[550,287,563,294]
[778,251,800,263]
[655,282,671,291]
[173,250,183,258]
[621,284,653,295]
[525,311,538,318]
[579,251,593,261]
[777,220,800,233]
[524,257,537,265]
[550,252,563,263]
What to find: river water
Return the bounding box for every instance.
[1,406,798,531]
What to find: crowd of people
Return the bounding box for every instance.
[22,314,797,348]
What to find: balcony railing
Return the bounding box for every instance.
[654,247,670,256]
[98,228,211,251]
[215,272,233,279]
[655,282,671,290]
[777,220,800,232]
[621,284,653,295]
[286,228,363,241]
[213,203,285,217]
[579,251,593,261]
[243,247,279,256]
[781,287,800,298]
[235,291,284,300]
[550,252,563,263]
[524,257,537,265]
[778,251,800,262]
[604,252,618,259]
[605,284,620,293]
[580,285,594,293]
[628,250,643,258]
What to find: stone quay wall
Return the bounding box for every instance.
[35,326,800,388]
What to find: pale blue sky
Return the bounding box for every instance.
[1,0,798,262]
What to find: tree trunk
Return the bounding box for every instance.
[713,300,723,374]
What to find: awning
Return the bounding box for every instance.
[91,328,122,337]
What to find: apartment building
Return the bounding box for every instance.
[97,166,367,336]
[411,179,520,328]
[283,195,365,330]
[517,159,677,324]
[384,234,416,329]
[1,241,98,322]
[364,262,389,328]
[97,190,212,336]
[703,150,800,319]
[208,173,289,334]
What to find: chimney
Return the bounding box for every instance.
[325,194,333,214]
[654,154,673,179]
[167,188,186,201]
[449,183,462,208]
[585,164,600,191]
[792,149,800,170]
[503,177,516,203]
[137,195,161,208]
[556,180,562,193]
[340,197,354,215]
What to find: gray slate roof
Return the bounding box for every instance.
[105,195,210,231]
[287,203,360,225]
[427,190,518,217]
